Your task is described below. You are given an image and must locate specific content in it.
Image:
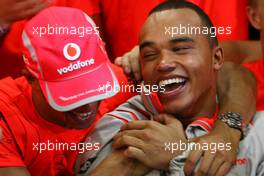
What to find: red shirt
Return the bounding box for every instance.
[242,59,264,110]
[0,65,134,175]
[0,0,248,78]
[0,0,99,79]
[98,0,248,60]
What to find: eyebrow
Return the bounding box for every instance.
[139,41,155,50]
[139,37,195,50]
[170,37,195,44]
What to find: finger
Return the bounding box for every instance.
[125,146,147,163]
[114,57,122,66]
[122,54,131,74]
[129,56,141,81]
[113,135,144,149]
[208,156,225,176]
[195,152,216,175]
[184,149,204,176]
[120,120,155,131]
[153,114,174,124]
[215,162,232,176]
[154,114,182,127]
[113,130,145,141]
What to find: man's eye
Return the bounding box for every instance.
[172,47,190,52]
[143,52,158,59]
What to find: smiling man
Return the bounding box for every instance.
[0,7,134,176]
[75,1,264,176]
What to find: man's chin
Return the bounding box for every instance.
[162,100,191,118]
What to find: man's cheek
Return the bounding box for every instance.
[142,67,153,83]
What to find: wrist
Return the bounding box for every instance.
[215,120,241,142]
[218,112,245,140]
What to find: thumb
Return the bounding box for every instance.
[114,57,122,66]
[154,114,181,126]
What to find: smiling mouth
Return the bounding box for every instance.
[72,111,93,121]
[158,77,188,93]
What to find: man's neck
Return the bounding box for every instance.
[179,88,217,128]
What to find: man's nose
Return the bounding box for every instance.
[156,52,177,72]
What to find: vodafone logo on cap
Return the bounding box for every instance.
[63,43,81,61]
[58,43,95,75]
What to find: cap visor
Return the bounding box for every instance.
[39,63,119,111]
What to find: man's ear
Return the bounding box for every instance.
[212,46,224,71]
[247,6,261,30]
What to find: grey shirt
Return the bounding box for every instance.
[75,95,264,176]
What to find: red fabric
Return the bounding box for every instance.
[190,0,248,41]
[242,59,264,111]
[190,107,219,131]
[0,0,100,79]
[0,65,134,175]
[0,0,248,77]
[99,0,248,60]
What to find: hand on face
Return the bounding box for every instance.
[0,0,51,24]
[115,45,141,81]
[112,114,187,170]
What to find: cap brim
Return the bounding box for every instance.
[39,63,119,112]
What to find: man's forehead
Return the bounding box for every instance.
[140,9,202,44]
[140,9,202,41]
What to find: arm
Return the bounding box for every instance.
[0,0,49,41]
[114,48,257,175]
[220,41,262,63]
[217,62,256,124]
[0,0,49,25]
[90,116,187,176]
[90,149,150,176]
[184,62,256,176]
[77,99,151,176]
[0,167,30,176]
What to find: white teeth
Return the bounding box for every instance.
[73,112,93,120]
[158,78,186,87]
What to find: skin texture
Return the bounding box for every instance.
[220,41,261,63]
